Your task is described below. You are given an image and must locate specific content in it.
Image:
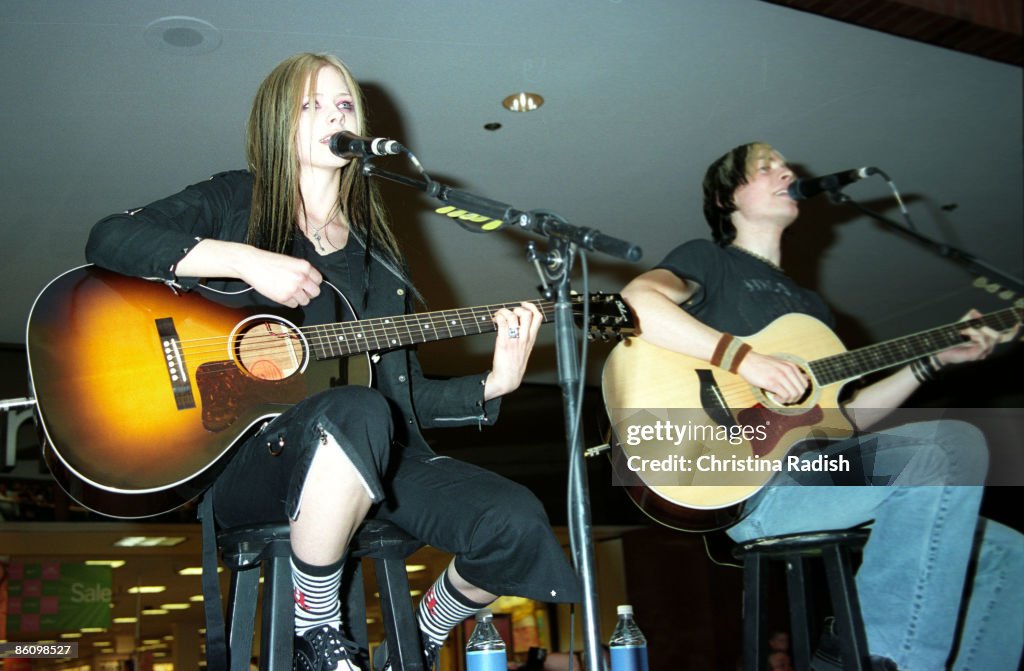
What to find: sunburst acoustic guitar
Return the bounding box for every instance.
[27,265,634,518]
[601,307,1022,532]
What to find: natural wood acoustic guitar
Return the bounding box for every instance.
[601,308,1021,531]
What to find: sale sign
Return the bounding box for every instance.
[5,562,112,633]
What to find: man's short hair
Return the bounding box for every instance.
[702,142,768,246]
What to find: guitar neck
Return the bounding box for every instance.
[303,300,556,360]
[810,307,1022,385]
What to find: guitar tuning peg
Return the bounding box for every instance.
[985,282,1001,294]
[998,290,1015,300]
[973,276,989,288]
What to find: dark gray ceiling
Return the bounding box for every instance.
[2,0,1021,386]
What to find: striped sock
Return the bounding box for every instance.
[291,554,343,636]
[417,568,490,647]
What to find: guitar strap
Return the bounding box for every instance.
[199,492,228,671]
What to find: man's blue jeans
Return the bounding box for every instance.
[727,420,1024,670]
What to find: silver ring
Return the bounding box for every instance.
[507,326,520,339]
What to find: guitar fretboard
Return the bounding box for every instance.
[303,300,558,360]
[810,307,1022,385]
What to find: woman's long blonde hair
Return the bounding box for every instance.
[245,53,404,275]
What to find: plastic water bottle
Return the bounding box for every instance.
[466,608,507,671]
[609,604,649,671]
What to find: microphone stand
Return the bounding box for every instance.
[362,160,641,671]
[831,191,1024,295]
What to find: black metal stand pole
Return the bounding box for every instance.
[546,240,608,671]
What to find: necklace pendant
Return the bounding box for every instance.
[313,231,325,251]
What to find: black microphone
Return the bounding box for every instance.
[788,166,878,200]
[328,131,404,159]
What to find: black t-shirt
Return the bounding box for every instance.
[292,229,368,325]
[655,239,834,335]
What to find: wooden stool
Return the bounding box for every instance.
[733,529,871,671]
[219,519,425,671]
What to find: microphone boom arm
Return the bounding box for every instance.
[835,192,1024,294]
[361,161,642,262]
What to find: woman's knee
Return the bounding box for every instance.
[311,386,393,451]
[318,385,391,423]
[472,484,553,550]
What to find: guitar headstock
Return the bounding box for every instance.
[572,292,636,341]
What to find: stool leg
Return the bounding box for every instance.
[341,557,368,660]
[743,554,769,671]
[821,544,869,671]
[784,556,813,671]
[227,567,260,671]
[375,556,424,671]
[261,554,295,671]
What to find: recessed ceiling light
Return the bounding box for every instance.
[502,92,544,112]
[86,560,125,568]
[144,16,222,55]
[127,586,166,594]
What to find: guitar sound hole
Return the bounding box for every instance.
[755,357,816,413]
[764,382,813,408]
[235,320,306,381]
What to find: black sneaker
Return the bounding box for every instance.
[810,619,899,671]
[293,624,359,671]
[372,637,441,671]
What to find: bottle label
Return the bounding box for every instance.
[610,645,649,671]
[466,649,507,671]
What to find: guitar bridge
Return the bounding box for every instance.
[697,368,737,429]
[155,317,196,410]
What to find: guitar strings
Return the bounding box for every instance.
[708,308,1022,402]
[813,308,1020,384]
[165,300,567,369]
